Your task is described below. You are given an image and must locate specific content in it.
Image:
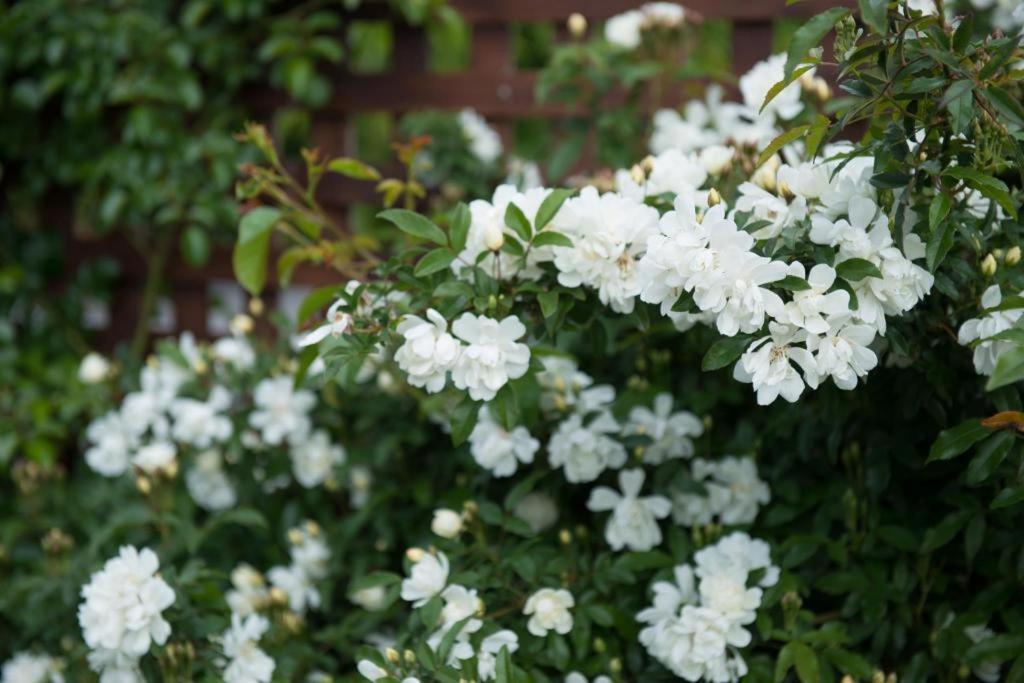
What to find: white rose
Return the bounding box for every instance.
[78,352,111,384]
[523,588,575,637]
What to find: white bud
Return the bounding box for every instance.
[78,352,111,384]
[351,585,388,611]
[567,12,588,38]
[981,253,998,276]
[483,222,505,251]
[431,508,464,539]
[1006,246,1021,266]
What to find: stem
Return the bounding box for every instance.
[130,226,175,360]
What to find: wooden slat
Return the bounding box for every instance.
[448,0,855,23]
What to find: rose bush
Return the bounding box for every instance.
[3,2,1024,682]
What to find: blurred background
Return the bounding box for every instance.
[0,0,843,465]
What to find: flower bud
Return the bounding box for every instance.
[431,508,464,539]
[269,587,288,606]
[610,658,622,674]
[1006,245,1021,266]
[78,352,111,384]
[752,158,779,192]
[981,253,998,276]
[483,222,504,251]
[630,164,646,185]
[815,76,831,102]
[872,671,885,683]
[386,648,401,665]
[593,637,606,653]
[136,476,152,495]
[404,649,416,665]
[707,188,722,207]
[568,12,588,38]
[288,528,304,545]
[406,547,426,563]
[230,314,254,335]
[249,297,265,316]
[559,528,572,545]
[886,674,897,683]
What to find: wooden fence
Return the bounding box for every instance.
[75,0,853,346]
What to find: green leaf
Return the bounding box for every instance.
[952,13,974,52]
[835,258,883,282]
[538,291,559,319]
[987,346,1024,391]
[775,275,812,292]
[327,157,381,181]
[858,0,887,35]
[702,335,754,372]
[505,202,533,243]
[784,8,851,77]
[495,645,513,683]
[991,486,1024,510]
[926,219,955,272]
[180,225,210,267]
[869,172,910,189]
[757,124,810,168]
[943,167,1017,219]
[414,248,456,276]
[929,193,952,230]
[967,635,1024,664]
[827,649,874,679]
[378,209,447,245]
[450,399,479,446]
[927,419,990,462]
[297,285,338,324]
[449,203,470,252]
[233,207,281,295]
[761,65,815,113]
[921,510,972,552]
[967,431,1015,485]
[791,642,821,683]
[535,189,573,231]
[943,80,975,135]
[964,514,985,564]
[531,231,574,249]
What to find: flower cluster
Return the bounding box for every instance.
[638,533,779,682]
[78,546,175,682]
[604,2,689,50]
[957,284,1023,376]
[396,310,530,401]
[1,653,64,683]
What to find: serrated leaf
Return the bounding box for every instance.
[701,335,753,372]
[532,231,573,249]
[378,209,447,245]
[836,258,883,282]
[927,419,990,462]
[505,202,532,243]
[784,8,851,77]
[450,203,470,252]
[414,248,456,276]
[535,189,573,230]
[327,157,381,181]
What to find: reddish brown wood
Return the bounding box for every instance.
[447,0,853,23]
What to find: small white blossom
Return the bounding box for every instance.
[78,352,111,384]
[1,653,64,683]
[733,324,819,406]
[431,509,464,539]
[513,492,559,534]
[394,309,462,393]
[469,408,539,477]
[350,585,389,612]
[249,376,315,446]
[131,441,177,476]
[216,614,275,683]
[451,313,530,401]
[459,109,503,164]
[673,457,770,527]
[290,430,346,488]
[958,285,1023,376]
[400,552,449,607]
[226,565,268,618]
[622,393,703,464]
[186,450,237,511]
[548,412,627,483]
[523,588,575,637]
[587,469,671,552]
[298,298,352,347]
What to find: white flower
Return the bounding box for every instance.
[514,492,559,533]
[673,457,770,527]
[548,412,627,483]
[85,648,144,683]
[459,109,503,164]
[288,523,329,580]
[782,264,850,334]
[226,565,268,618]
[267,564,320,613]
[78,352,111,384]
[552,187,660,313]
[350,585,388,612]
[212,335,256,370]
[523,588,575,637]
[698,572,761,642]
[249,376,315,446]
[469,408,539,477]
[456,185,559,281]
[357,660,388,681]
[78,546,175,661]
[85,411,136,477]
[958,285,1023,376]
[694,531,779,589]
[131,441,177,476]
[617,149,708,204]
[1,653,64,683]
[622,393,703,464]
[637,565,697,639]
[349,465,373,508]
[604,9,644,48]
[733,323,819,405]
[965,624,1002,683]
[431,509,464,539]
[395,309,462,393]
[400,552,449,607]
[217,614,275,683]
[732,180,807,240]
[565,673,612,683]
[290,430,346,488]
[808,318,878,390]
[186,450,237,511]
[739,54,805,120]
[536,356,595,416]
[298,298,352,347]
[475,631,519,681]
[699,145,736,176]
[450,313,530,401]
[587,469,671,552]
[170,385,233,449]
